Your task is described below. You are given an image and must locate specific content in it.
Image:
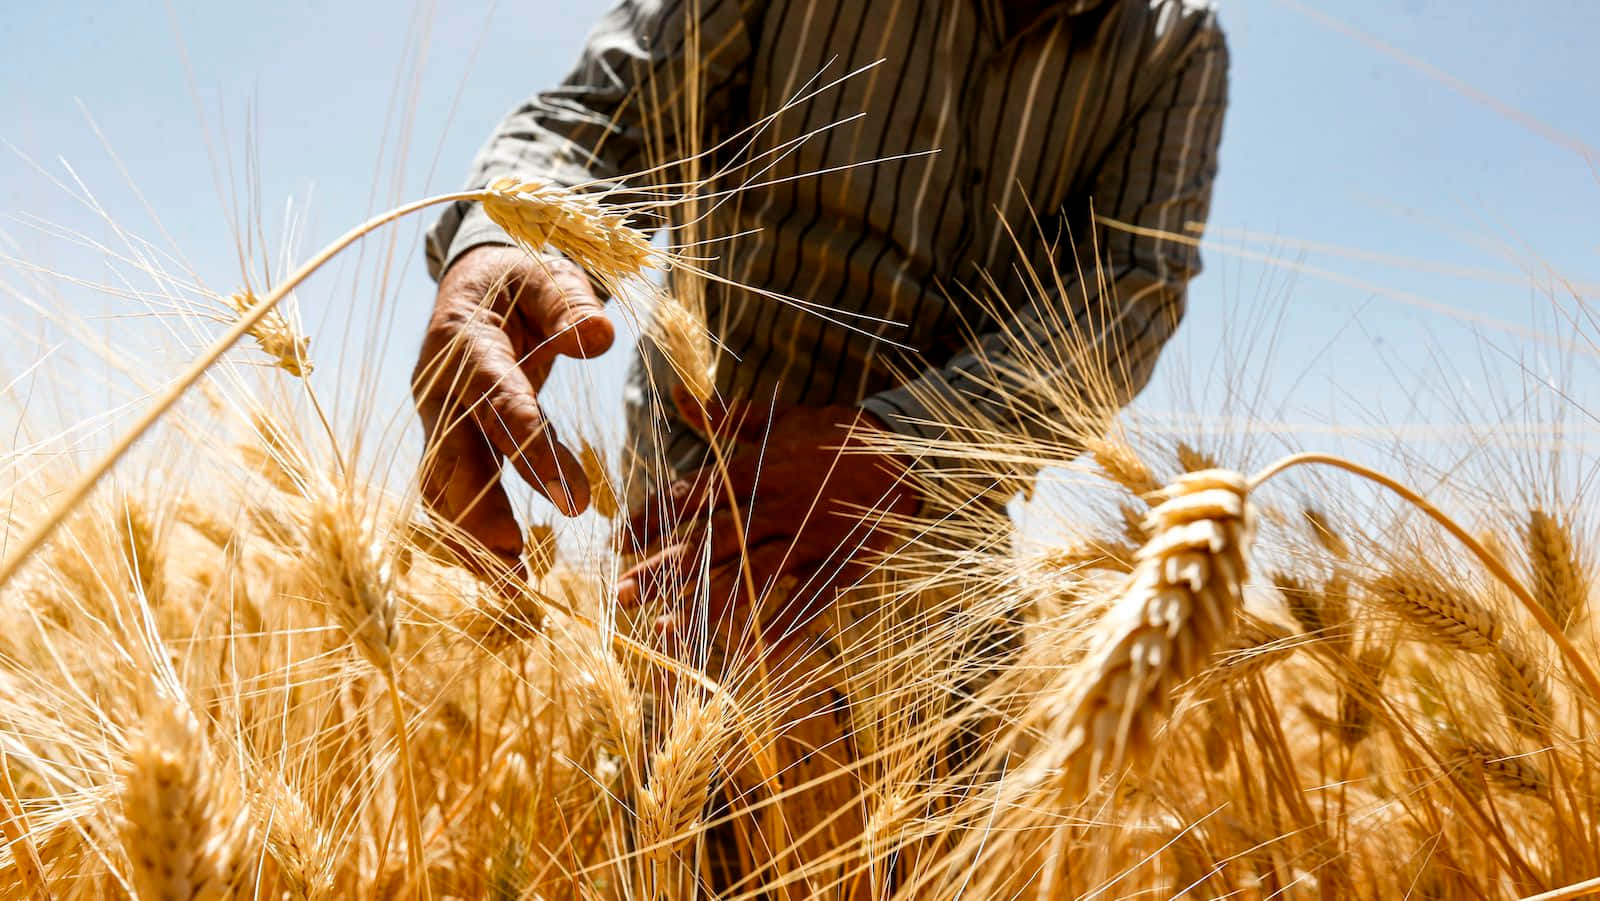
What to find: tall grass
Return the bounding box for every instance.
[2,12,1599,901]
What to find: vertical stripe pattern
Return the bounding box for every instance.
[425,0,1229,473]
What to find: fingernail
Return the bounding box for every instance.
[544,479,573,515]
[616,578,638,606]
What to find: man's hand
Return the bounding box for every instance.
[616,400,919,647]
[412,244,614,573]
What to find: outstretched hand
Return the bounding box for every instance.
[616,395,919,649]
[412,245,614,574]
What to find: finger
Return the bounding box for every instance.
[617,541,698,608]
[418,410,523,576]
[519,256,614,360]
[457,323,591,516]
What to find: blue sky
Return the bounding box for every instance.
[2,0,1597,478]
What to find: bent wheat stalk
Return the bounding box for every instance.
[1249,452,1600,703]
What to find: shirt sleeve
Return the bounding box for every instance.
[425,0,757,281]
[861,16,1229,453]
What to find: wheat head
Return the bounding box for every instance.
[118,700,250,901]
[479,177,656,284]
[1371,571,1501,653]
[1527,508,1587,633]
[1047,468,1255,793]
[225,290,312,377]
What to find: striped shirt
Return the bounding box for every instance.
[426,0,1229,478]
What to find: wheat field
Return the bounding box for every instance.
[3,14,1600,901]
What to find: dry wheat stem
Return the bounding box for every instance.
[1518,875,1600,901]
[1249,452,1600,703]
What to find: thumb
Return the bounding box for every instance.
[519,255,614,360]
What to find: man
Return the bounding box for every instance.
[417,0,1226,643]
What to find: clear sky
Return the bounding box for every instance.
[2,0,1597,482]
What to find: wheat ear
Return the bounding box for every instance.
[1083,433,1163,498]
[479,176,657,283]
[1438,734,1549,798]
[1050,468,1255,792]
[1527,508,1587,633]
[1493,639,1554,742]
[0,751,49,901]
[1371,571,1501,652]
[1248,452,1600,703]
[578,441,621,520]
[118,700,249,901]
[224,290,312,376]
[635,692,729,870]
[305,495,429,900]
